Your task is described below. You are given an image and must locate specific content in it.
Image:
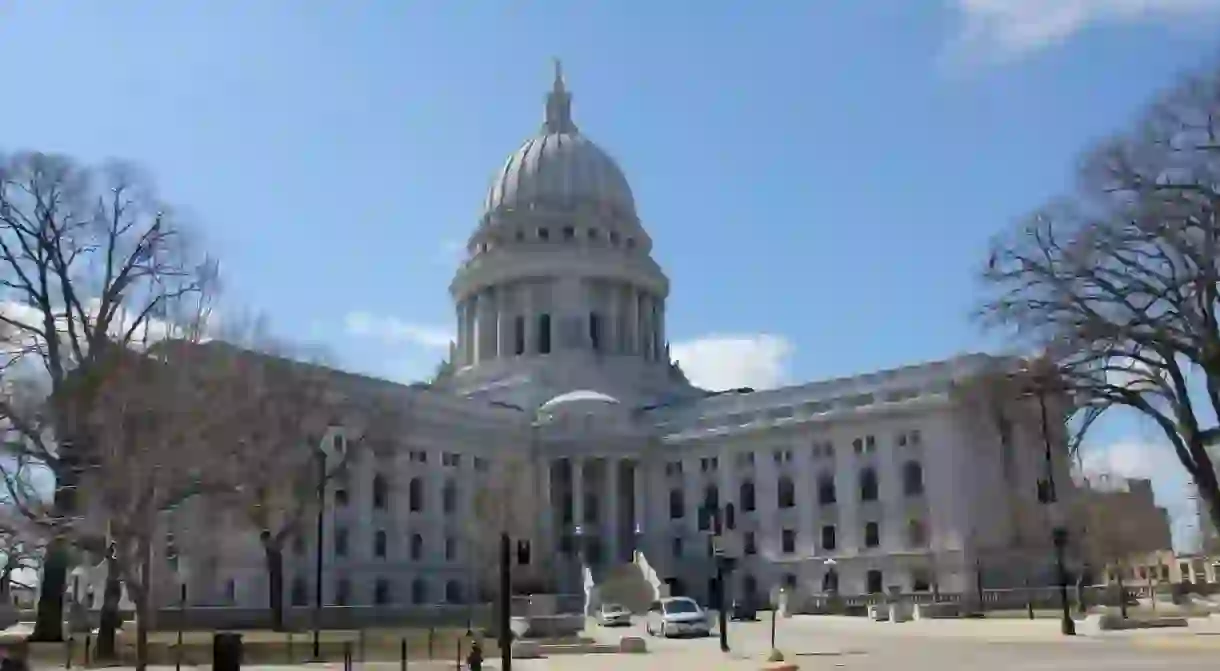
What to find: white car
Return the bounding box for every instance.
[644,597,712,638]
[595,602,632,627]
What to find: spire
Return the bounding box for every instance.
[543,58,577,134]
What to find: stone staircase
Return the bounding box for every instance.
[582,551,668,615]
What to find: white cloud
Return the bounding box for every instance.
[670,334,793,391]
[949,0,1220,61]
[343,311,454,350]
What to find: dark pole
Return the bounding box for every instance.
[716,559,729,652]
[176,583,185,671]
[313,450,326,659]
[1036,385,1076,636]
[498,532,512,671]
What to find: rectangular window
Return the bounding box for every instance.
[514,316,526,355]
[745,532,757,555]
[335,528,348,557]
[589,313,602,352]
[538,314,552,354]
[782,529,796,554]
[821,525,837,551]
[336,578,350,606]
[445,536,456,561]
[672,537,683,558]
[865,522,880,548]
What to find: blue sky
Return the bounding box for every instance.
[1,0,1218,547]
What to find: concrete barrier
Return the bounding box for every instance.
[619,636,647,653]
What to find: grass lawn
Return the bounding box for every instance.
[26,627,499,666]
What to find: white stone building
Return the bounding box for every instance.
[110,65,1080,614]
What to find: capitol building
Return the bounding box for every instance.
[117,65,1085,615]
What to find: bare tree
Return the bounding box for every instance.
[199,339,381,630]
[468,451,551,598]
[978,64,1220,540]
[0,151,217,640]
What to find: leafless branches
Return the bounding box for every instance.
[978,63,1220,532]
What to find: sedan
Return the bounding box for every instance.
[645,597,712,638]
[596,602,633,627]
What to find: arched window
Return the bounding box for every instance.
[374,530,388,558]
[907,520,927,547]
[408,478,424,512]
[538,314,552,354]
[445,580,463,604]
[903,461,924,496]
[442,480,457,515]
[859,468,879,502]
[668,488,685,519]
[411,578,427,604]
[864,521,880,548]
[410,533,423,561]
[866,570,884,594]
[817,473,836,504]
[777,476,795,509]
[740,481,756,512]
[372,474,389,510]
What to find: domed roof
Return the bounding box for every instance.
[537,389,621,413]
[482,62,635,220]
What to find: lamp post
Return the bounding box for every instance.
[1031,374,1076,636]
[699,501,734,653]
[312,448,326,660]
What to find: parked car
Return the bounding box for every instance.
[645,597,712,638]
[596,602,633,627]
[730,599,758,621]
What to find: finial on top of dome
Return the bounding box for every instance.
[543,58,577,134]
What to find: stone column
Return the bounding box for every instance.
[625,287,639,356]
[455,300,467,366]
[607,282,621,355]
[656,297,666,361]
[539,457,554,554]
[632,460,646,557]
[639,294,652,361]
[572,457,585,532]
[496,286,510,359]
[607,458,620,563]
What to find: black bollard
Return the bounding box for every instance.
[455,638,461,670]
[400,638,408,671]
[65,637,73,669]
[427,628,435,659]
[83,635,91,667]
[343,641,352,671]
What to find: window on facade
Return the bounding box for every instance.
[334,479,349,507]
[335,528,348,557]
[777,476,795,509]
[514,229,525,242]
[410,534,423,561]
[704,485,720,510]
[538,314,552,354]
[912,570,931,592]
[740,481,756,512]
[859,468,879,502]
[589,312,602,351]
[625,237,636,249]
[864,522,880,548]
[588,227,599,241]
[782,529,796,554]
[443,480,457,515]
[821,525,837,551]
[336,578,350,606]
[446,580,463,604]
[671,537,683,558]
[908,520,927,547]
[375,579,391,605]
[409,478,424,512]
[866,570,883,594]
[374,530,387,558]
[538,227,550,241]
[903,461,924,496]
[669,489,685,519]
[291,577,308,606]
[372,475,389,510]
[818,474,837,504]
[225,579,236,603]
[562,225,575,240]
[609,231,620,246]
[745,532,757,555]
[411,578,427,604]
[445,536,456,561]
[513,316,526,355]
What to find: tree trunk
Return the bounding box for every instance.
[263,542,285,631]
[29,540,69,641]
[96,558,122,661]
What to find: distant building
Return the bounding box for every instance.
[1072,474,1173,574]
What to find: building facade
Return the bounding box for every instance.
[101,65,1084,613]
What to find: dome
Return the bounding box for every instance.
[537,389,621,414]
[481,62,636,220]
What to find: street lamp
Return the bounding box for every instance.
[311,448,326,660]
[698,501,735,653]
[1028,369,1076,636]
